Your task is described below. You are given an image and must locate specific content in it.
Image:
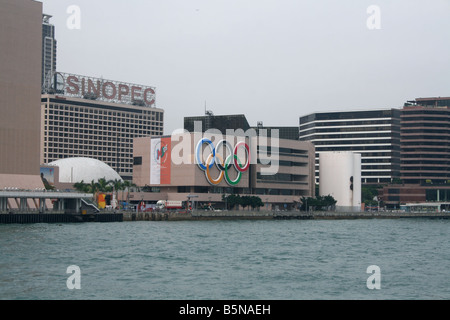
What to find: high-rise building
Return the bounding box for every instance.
[299,109,401,184]
[371,97,449,208]
[0,0,43,179]
[41,72,164,181]
[400,97,450,185]
[41,14,57,90]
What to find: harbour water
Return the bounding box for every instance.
[0,218,449,300]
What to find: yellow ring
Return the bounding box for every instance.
[205,153,224,185]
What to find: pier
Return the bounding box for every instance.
[0,190,123,224]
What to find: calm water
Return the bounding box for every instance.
[0,218,449,300]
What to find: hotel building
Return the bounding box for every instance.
[41,73,164,181]
[131,132,315,210]
[299,109,401,184]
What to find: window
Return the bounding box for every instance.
[133,157,142,165]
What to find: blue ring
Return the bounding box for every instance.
[196,138,215,170]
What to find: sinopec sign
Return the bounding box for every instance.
[52,72,156,106]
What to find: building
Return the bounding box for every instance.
[131,132,315,210]
[47,157,122,185]
[299,109,401,184]
[319,152,362,212]
[41,72,164,181]
[41,14,57,90]
[380,97,450,208]
[184,113,251,134]
[185,113,299,140]
[400,98,449,185]
[254,122,299,140]
[0,0,43,184]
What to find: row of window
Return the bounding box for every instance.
[46,103,162,118]
[45,126,160,136]
[300,110,397,123]
[300,131,397,140]
[174,186,305,196]
[300,120,395,131]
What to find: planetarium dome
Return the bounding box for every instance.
[48,157,123,183]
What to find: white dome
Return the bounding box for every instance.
[48,157,123,183]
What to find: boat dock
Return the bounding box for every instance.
[0,190,122,224]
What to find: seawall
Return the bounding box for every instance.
[122,210,450,221]
[2,210,448,224]
[0,212,123,224]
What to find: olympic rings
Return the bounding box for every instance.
[205,153,224,185]
[196,138,215,170]
[196,138,251,186]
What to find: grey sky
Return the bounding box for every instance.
[41,0,450,135]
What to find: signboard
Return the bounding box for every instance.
[46,72,156,107]
[150,137,171,185]
[40,167,55,189]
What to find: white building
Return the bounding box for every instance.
[319,152,361,212]
[299,109,401,184]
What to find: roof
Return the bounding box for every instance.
[48,157,122,183]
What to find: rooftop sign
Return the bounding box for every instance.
[44,72,156,107]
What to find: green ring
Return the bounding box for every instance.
[224,154,242,186]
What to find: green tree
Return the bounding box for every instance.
[97,177,112,192]
[88,179,99,194]
[250,196,264,210]
[223,194,241,210]
[73,180,89,193]
[240,196,249,210]
[301,195,337,211]
[362,185,381,206]
[322,195,337,209]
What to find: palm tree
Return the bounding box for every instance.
[73,180,89,193]
[88,179,99,194]
[97,177,112,193]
